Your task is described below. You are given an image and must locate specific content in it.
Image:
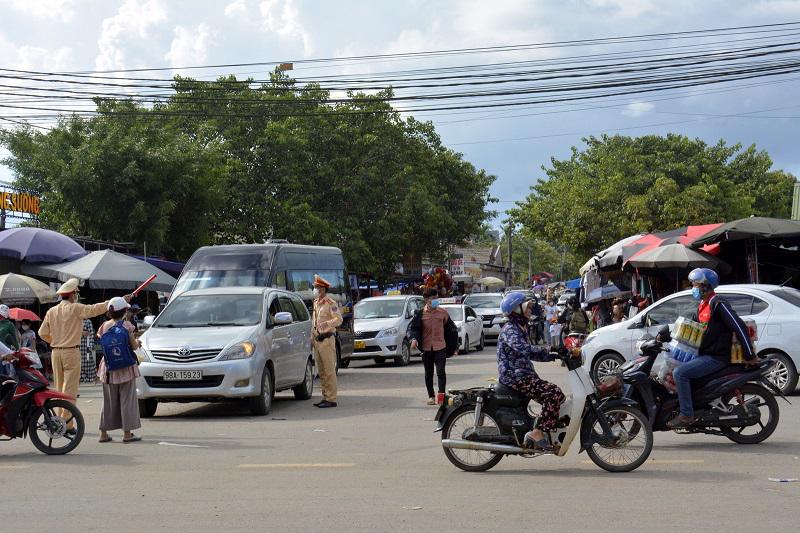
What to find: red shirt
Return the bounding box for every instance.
[697,293,716,325]
[421,307,448,352]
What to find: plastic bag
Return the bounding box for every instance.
[650,350,681,393]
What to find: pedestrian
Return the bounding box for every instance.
[544,299,558,343]
[611,298,625,323]
[96,297,141,443]
[312,275,342,408]
[18,319,40,370]
[79,319,96,383]
[0,305,20,351]
[567,298,590,335]
[39,278,126,434]
[409,288,459,405]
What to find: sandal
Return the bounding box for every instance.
[426,397,436,405]
[123,435,141,443]
[98,436,113,443]
[523,433,554,452]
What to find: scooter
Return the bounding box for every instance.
[620,326,786,444]
[0,348,85,455]
[434,348,654,472]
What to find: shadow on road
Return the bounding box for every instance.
[482,465,752,482]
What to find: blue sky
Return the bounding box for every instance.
[1,0,799,225]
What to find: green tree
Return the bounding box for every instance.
[513,134,796,260]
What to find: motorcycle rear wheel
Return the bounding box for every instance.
[442,405,504,472]
[28,399,85,455]
[585,405,652,473]
[721,383,779,444]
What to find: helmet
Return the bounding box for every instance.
[501,292,529,316]
[107,297,130,312]
[688,268,719,289]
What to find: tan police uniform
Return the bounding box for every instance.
[38,278,109,428]
[312,275,342,403]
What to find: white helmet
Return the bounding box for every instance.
[0,304,8,318]
[108,297,130,312]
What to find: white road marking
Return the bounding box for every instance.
[0,465,31,470]
[238,463,356,469]
[157,441,209,448]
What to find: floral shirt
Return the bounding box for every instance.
[497,318,554,386]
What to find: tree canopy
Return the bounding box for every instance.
[512,134,797,260]
[1,72,496,281]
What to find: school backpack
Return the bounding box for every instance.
[99,321,137,371]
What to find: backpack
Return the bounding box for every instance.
[99,321,137,371]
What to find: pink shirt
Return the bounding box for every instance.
[96,320,141,384]
[421,307,449,352]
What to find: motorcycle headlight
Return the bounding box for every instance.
[219,341,256,361]
[379,327,399,338]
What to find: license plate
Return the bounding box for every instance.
[354,340,366,349]
[163,370,202,381]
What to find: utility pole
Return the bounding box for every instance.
[527,244,532,285]
[506,224,513,287]
[559,244,566,281]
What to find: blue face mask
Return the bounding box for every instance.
[691,287,703,300]
[430,299,440,308]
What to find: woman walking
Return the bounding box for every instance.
[79,318,96,383]
[409,288,459,405]
[96,297,141,443]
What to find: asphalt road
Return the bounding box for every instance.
[2,346,798,532]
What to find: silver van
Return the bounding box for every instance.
[135,287,314,417]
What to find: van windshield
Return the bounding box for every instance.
[155,294,263,328]
[173,270,268,296]
[355,299,405,319]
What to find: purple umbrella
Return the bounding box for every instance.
[0,227,87,263]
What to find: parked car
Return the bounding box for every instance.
[462,293,506,342]
[350,295,423,366]
[581,284,800,393]
[440,302,485,353]
[136,287,315,417]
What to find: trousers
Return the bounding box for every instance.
[100,378,141,432]
[52,348,81,429]
[422,349,447,398]
[508,375,566,431]
[313,337,337,402]
[673,355,728,417]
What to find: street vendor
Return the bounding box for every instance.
[39,278,131,433]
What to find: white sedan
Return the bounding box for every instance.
[441,303,485,353]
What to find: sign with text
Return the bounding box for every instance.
[0,184,41,221]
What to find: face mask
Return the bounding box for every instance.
[691,287,703,300]
[21,325,30,331]
[313,288,321,298]
[430,299,440,309]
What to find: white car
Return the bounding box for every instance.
[350,295,423,366]
[462,293,506,342]
[441,303,485,352]
[581,284,800,393]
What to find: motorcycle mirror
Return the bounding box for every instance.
[656,325,671,342]
[638,333,654,342]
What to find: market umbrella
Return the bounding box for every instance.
[0,227,87,263]
[477,276,505,286]
[689,217,800,247]
[586,282,631,304]
[9,308,41,321]
[594,234,646,270]
[627,243,721,269]
[22,249,177,292]
[0,273,58,305]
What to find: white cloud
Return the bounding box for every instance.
[0,34,73,70]
[95,0,168,71]
[622,101,655,117]
[259,0,312,56]
[584,0,657,19]
[165,24,215,72]
[6,0,76,23]
[224,0,248,19]
[752,0,800,15]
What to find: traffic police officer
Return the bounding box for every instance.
[312,275,342,408]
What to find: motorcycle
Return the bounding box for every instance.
[0,348,85,454]
[620,326,786,444]
[434,348,654,472]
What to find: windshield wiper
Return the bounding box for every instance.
[206,321,241,326]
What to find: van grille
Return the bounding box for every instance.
[145,375,224,388]
[151,349,221,363]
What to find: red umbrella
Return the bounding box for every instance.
[9,308,41,321]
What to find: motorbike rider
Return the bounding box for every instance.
[496,292,568,451]
[667,268,759,429]
[0,344,17,407]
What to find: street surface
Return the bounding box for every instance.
[2,346,798,532]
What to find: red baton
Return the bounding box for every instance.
[132,274,157,296]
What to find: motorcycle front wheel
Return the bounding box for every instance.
[28,399,85,455]
[442,405,504,472]
[584,405,653,473]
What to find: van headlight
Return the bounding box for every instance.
[219,342,255,361]
[378,328,399,338]
[136,348,151,363]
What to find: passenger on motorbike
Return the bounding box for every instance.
[496,292,566,451]
[0,345,17,407]
[667,268,759,429]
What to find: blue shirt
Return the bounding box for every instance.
[496,319,554,386]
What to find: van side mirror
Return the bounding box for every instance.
[467,316,476,322]
[274,312,293,325]
[141,315,155,330]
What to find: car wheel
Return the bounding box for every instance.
[248,365,273,416]
[764,352,798,394]
[138,398,158,418]
[591,352,625,384]
[374,357,386,365]
[463,335,469,354]
[477,333,485,351]
[293,357,314,400]
[395,340,411,366]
